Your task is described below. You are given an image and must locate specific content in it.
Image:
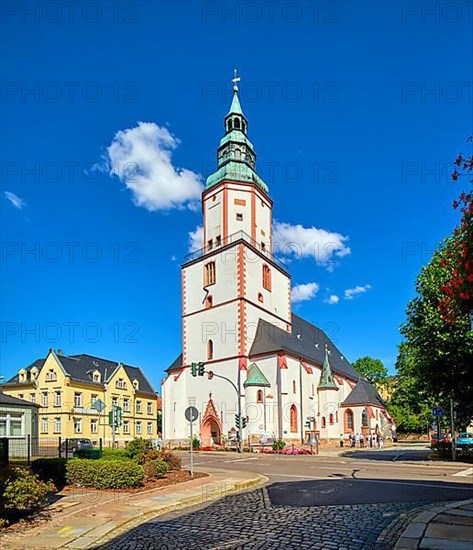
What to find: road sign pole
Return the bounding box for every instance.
[450,398,456,462]
[190,417,194,477]
[112,407,116,448]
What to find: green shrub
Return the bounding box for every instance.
[192,437,200,449]
[159,451,181,470]
[143,459,168,482]
[125,438,152,462]
[101,448,128,461]
[74,449,102,460]
[66,459,144,489]
[1,468,54,518]
[31,458,67,489]
[272,440,285,451]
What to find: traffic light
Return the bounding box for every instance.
[242,416,247,429]
[305,421,311,429]
[191,363,197,377]
[235,414,240,429]
[235,414,247,429]
[198,362,205,376]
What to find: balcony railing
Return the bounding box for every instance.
[184,230,288,272]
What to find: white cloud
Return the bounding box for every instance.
[325,294,340,305]
[344,284,371,300]
[188,225,203,252]
[291,282,319,303]
[4,191,25,210]
[272,221,350,267]
[105,122,203,211]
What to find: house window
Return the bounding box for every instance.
[133,379,139,390]
[336,411,339,423]
[54,417,61,433]
[116,378,126,389]
[18,394,23,399]
[123,398,130,412]
[74,417,82,433]
[112,397,118,407]
[41,392,48,408]
[236,213,243,221]
[207,339,214,360]
[93,372,100,382]
[205,295,213,309]
[147,422,153,435]
[0,413,24,437]
[74,392,82,408]
[30,393,36,404]
[136,421,142,435]
[290,405,298,433]
[262,265,271,291]
[292,380,296,394]
[91,394,98,406]
[204,262,216,286]
[207,239,213,250]
[123,421,130,434]
[321,417,326,428]
[136,401,142,413]
[91,419,98,434]
[256,390,263,404]
[329,413,334,425]
[216,235,222,247]
[147,402,152,415]
[46,369,57,381]
[41,417,48,434]
[362,409,369,427]
[54,391,61,407]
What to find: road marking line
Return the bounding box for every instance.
[222,457,259,463]
[452,468,473,477]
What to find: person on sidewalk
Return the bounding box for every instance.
[355,433,360,447]
[360,433,365,448]
[339,434,344,448]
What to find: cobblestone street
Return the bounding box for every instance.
[98,487,424,549]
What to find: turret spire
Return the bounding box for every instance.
[205,70,269,194]
[318,345,339,390]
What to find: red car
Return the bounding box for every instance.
[430,433,452,447]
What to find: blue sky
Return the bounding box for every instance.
[1,1,472,389]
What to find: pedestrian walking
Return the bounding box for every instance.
[355,433,360,447]
[379,436,384,449]
[360,433,365,448]
[339,434,344,448]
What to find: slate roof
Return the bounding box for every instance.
[249,315,361,381]
[6,353,157,397]
[0,393,40,407]
[167,354,183,373]
[341,379,386,408]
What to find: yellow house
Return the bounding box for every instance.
[376,375,397,402]
[2,349,159,447]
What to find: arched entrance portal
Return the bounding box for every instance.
[200,394,222,447]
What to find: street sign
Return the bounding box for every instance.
[91,398,106,412]
[185,406,198,422]
[108,405,123,427]
[432,407,444,417]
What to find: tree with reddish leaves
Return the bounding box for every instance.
[440,140,473,324]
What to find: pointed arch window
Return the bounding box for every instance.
[234,117,240,129]
[321,416,326,428]
[344,409,354,432]
[290,404,298,433]
[228,119,233,131]
[362,408,369,427]
[256,390,263,404]
[329,413,334,425]
[207,339,214,360]
[205,262,216,286]
[205,295,213,309]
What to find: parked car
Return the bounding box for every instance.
[430,433,452,447]
[60,438,93,456]
[456,432,473,446]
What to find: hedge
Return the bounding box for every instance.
[101,448,129,461]
[143,459,168,482]
[31,458,68,489]
[66,458,144,489]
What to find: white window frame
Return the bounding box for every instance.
[147,402,153,415]
[123,398,130,412]
[136,400,142,413]
[54,417,61,433]
[136,421,142,435]
[54,391,61,407]
[41,417,48,434]
[74,392,82,408]
[91,418,98,434]
[123,421,130,434]
[147,422,153,435]
[0,413,25,438]
[41,391,48,407]
[74,417,82,433]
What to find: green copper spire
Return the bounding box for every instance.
[205,70,269,194]
[318,346,339,390]
[244,363,270,388]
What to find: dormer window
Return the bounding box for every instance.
[19,369,27,382]
[92,370,101,383]
[116,378,126,389]
[30,367,39,380]
[133,379,139,390]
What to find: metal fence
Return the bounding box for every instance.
[0,436,104,465]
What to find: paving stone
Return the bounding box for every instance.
[395,536,419,549]
[420,537,473,550]
[402,522,426,538]
[425,522,473,541]
[433,512,473,526]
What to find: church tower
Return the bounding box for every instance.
[181,74,292,371]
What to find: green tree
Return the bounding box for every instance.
[400,235,473,428]
[352,356,388,384]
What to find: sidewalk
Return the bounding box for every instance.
[395,498,473,550]
[0,467,267,550]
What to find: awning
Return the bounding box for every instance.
[278,355,288,369]
[301,361,313,374]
